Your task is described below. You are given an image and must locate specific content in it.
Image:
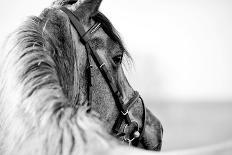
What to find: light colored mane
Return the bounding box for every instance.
[0,6,117,155]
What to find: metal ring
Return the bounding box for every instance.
[99,63,105,69]
[123,120,139,134]
[123,120,140,143]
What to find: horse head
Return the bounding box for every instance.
[50,0,163,150]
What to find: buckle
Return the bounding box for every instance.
[123,120,140,146]
[121,110,129,116]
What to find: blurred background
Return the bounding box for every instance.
[1,0,232,151]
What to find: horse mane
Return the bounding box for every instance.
[0,7,118,154]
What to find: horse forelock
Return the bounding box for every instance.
[92,12,134,70]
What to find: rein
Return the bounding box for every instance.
[60,7,146,146]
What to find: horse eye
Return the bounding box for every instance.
[112,54,123,65]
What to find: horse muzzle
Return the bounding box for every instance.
[138,108,163,151]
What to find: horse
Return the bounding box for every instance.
[0,0,163,154]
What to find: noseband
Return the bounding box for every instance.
[60,7,146,146]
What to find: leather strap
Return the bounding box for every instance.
[60,7,86,39]
[132,96,146,146]
[60,7,146,146]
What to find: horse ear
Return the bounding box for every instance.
[75,0,102,23]
[53,0,78,6]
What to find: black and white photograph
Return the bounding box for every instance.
[0,0,231,154]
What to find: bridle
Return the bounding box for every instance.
[60,7,146,146]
